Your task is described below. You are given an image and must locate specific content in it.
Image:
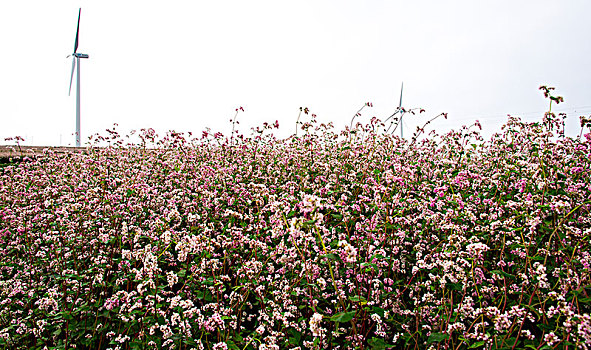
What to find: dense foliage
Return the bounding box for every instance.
[1,110,591,349]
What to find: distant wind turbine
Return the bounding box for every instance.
[399,82,404,138]
[67,8,89,147]
[385,82,404,136]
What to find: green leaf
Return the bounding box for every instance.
[183,339,197,346]
[361,262,377,270]
[226,340,240,350]
[368,337,393,349]
[330,311,356,323]
[372,306,385,318]
[490,270,515,279]
[536,323,554,331]
[370,253,386,260]
[288,328,301,344]
[427,333,449,344]
[348,295,366,303]
[331,213,343,221]
[468,341,485,348]
[321,253,338,260]
[446,283,463,291]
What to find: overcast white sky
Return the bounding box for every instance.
[1,0,590,146]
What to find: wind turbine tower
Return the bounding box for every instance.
[67,8,89,147]
[399,82,404,138]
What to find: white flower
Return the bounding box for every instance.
[309,312,324,338]
[338,240,357,263]
[466,242,489,257]
[159,324,173,339]
[316,277,326,290]
[162,230,172,245]
[300,193,322,213]
[544,332,559,346]
[166,271,178,288]
[212,342,228,350]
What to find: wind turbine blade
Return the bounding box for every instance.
[399,82,404,108]
[68,57,76,96]
[73,8,81,53]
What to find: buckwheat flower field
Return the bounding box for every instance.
[1,109,591,349]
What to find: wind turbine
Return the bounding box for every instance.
[398,82,404,138]
[67,8,89,147]
[384,82,404,136]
